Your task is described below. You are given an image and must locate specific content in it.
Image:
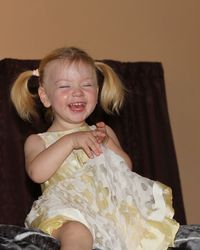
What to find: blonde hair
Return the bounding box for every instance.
[11,47,125,121]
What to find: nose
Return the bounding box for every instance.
[72,86,84,97]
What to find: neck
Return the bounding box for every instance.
[47,121,87,132]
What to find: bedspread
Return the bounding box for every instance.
[0,224,200,250]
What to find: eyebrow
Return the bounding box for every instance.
[54,78,70,85]
[54,77,94,85]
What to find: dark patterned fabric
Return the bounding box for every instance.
[0,224,60,249]
[0,58,185,228]
[174,225,200,249]
[0,224,200,250]
[0,225,101,250]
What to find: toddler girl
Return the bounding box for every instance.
[11,47,179,250]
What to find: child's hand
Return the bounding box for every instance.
[70,131,103,159]
[95,122,109,145]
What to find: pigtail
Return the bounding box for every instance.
[95,62,125,114]
[10,70,38,121]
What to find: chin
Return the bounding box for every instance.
[69,117,87,125]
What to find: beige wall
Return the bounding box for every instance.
[0,0,199,224]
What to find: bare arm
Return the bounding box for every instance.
[96,122,133,170]
[24,130,104,183]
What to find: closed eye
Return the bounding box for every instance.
[82,82,94,87]
[58,83,72,88]
[55,79,72,88]
[59,85,71,88]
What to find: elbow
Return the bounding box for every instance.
[27,168,45,184]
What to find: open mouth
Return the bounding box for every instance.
[68,102,86,112]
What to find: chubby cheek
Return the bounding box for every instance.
[57,89,69,99]
[88,89,98,106]
[50,91,67,109]
[91,86,99,100]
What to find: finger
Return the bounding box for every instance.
[96,121,105,129]
[88,138,102,155]
[96,134,106,144]
[83,145,94,159]
[91,131,105,144]
[95,130,107,142]
[96,127,106,136]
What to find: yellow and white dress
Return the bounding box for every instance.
[25,125,179,250]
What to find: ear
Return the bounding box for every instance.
[38,86,51,108]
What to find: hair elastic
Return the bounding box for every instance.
[32,69,39,77]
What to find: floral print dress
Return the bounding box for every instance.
[25,125,179,250]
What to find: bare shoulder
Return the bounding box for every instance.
[25,134,44,148]
[24,134,45,160]
[105,125,121,146]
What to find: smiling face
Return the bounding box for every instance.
[38,59,98,130]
